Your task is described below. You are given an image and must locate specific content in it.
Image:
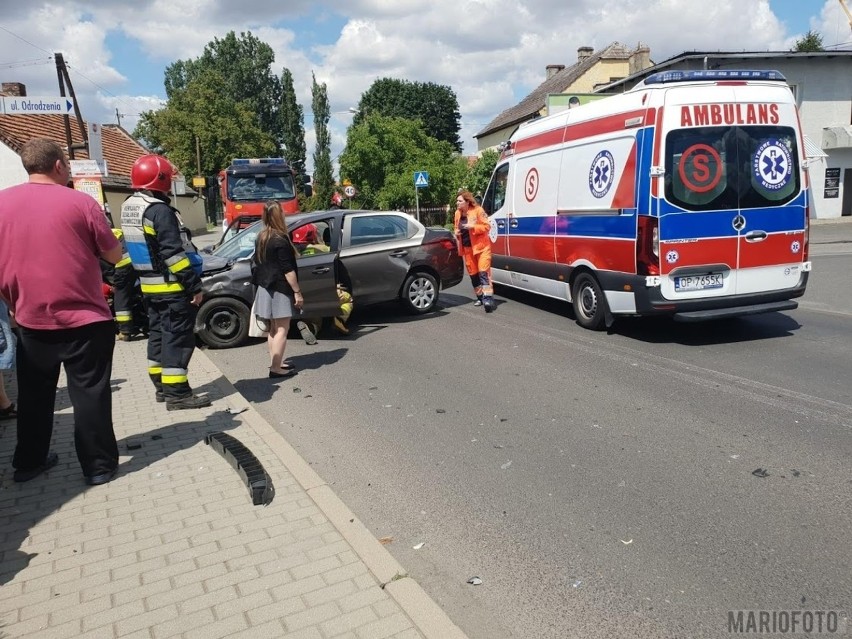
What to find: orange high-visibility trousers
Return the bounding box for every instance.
[462,245,493,303]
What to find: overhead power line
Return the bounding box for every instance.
[0,25,52,55]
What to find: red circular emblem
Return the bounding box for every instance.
[678,144,722,193]
[524,168,539,202]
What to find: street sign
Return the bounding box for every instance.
[0,96,74,115]
[69,159,104,177]
[414,171,429,188]
[343,185,357,198]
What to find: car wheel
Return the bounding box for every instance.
[401,271,439,314]
[196,297,250,349]
[571,272,607,330]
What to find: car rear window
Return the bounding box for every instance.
[664,125,800,211]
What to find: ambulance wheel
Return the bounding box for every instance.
[572,272,607,331]
[401,271,439,314]
[196,297,250,349]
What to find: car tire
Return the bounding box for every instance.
[571,272,607,331]
[196,297,250,349]
[401,271,439,314]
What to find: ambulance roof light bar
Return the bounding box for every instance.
[643,69,786,85]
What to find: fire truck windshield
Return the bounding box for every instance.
[227,174,295,202]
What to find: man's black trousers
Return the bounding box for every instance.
[14,320,118,478]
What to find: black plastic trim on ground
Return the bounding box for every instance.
[205,431,275,505]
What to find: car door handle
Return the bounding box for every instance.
[510,219,519,229]
[311,267,331,274]
[390,250,408,257]
[744,231,768,242]
[497,220,506,229]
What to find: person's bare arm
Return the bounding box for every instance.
[100,244,123,265]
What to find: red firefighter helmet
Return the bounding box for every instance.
[131,154,175,192]
[331,192,343,206]
[291,223,318,244]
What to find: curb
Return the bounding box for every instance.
[205,352,467,639]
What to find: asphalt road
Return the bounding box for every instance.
[204,220,852,639]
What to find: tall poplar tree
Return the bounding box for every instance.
[310,72,334,210]
[281,68,307,195]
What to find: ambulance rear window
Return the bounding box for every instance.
[664,126,799,211]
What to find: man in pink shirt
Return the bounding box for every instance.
[0,138,123,485]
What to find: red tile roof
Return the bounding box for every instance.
[0,113,150,188]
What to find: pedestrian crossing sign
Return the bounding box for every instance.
[414,171,429,188]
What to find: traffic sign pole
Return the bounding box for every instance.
[415,184,420,222]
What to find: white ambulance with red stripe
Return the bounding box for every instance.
[481,69,811,330]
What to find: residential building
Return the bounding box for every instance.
[474,42,653,152]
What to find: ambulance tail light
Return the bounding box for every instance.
[803,206,810,262]
[637,216,659,275]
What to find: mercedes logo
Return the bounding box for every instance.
[732,214,746,231]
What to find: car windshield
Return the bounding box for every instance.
[211,222,262,260]
[227,174,295,202]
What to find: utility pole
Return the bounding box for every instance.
[195,135,202,176]
[54,52,88,159]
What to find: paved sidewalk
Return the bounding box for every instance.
[0,339,466,639]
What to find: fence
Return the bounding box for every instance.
[400,205,451,228]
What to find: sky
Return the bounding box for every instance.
[0,0,848,175]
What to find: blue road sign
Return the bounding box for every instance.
[414,171,430,188]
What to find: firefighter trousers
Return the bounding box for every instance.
[146,296,198,400]
[462,246,493,303]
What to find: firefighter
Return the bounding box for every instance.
[110,227,138,340]
[121,155,211,410]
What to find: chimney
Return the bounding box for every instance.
[546,64,565,79]
[577,46,594,63]
[1,82,26,96]
[629,45,651,76]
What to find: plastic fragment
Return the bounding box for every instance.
[413,542,425,550]
[621,539,633,545]
[467,577,482,586]
[436,409,446,413]
[752,468,769,478]
[501,460,512,470]
[378,536,393,545]
[226,406,247,415]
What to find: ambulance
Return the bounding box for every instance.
[481,69,811,330]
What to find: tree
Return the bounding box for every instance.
[793,30,824,52]
[135,31,288,169]
[340,114,467,210]
[462,149,500,198]
[134,69,276,175]
[353,78,462,152]
[310,73,334,210]
[281,69,307,195]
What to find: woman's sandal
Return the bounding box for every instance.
[0,403,17,420]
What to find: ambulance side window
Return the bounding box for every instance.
[482,163,509,216]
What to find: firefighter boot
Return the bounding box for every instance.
[166,394,212,411]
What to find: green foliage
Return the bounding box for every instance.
[793,30,824,52]
[133,69,276,175]
[462,149,499,198]
[281,69,307,194]
[354,78,462,152]
[339,115,467,210]
[309,73,334,210]
[134,31,292,174]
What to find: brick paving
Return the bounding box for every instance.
[0,338,465,638]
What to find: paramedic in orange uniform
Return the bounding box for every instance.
[454,190,494,312]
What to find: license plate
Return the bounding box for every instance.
[674,273,723,292]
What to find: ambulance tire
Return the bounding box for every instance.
[572,272,607,331]
[196,297,250,349]
[400,271,439,314]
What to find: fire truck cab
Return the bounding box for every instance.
[218,158,304,231]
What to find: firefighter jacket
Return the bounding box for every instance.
[120,192,203,298]
[453,205,492,256]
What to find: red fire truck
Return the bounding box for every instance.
[218,158,308,230]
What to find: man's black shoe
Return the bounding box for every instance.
[13,452,59,482]
[166,394,212,411]
[85,468,117,486]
